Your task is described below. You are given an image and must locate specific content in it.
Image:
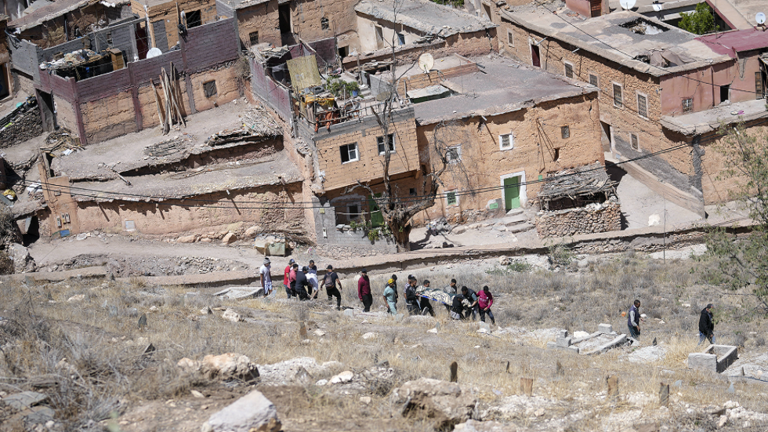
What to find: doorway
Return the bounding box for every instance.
[590,0,602,17]
[531,44,541,68]
[501,172,526,211]
[36,90,56,132]
[720,84,729,103]
[0,64,9,100]
[601,121,612,153]
[279,4,293,45]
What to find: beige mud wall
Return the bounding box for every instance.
[54,97,79,134]
[188,66,240,111]
[292,0,360,51]
[80,90,137,144]
[236,0,281,47]
[134,0,218,49]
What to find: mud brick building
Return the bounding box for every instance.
[411,55,603,223]
[498,3,768,216]
[0,14,10,100]
[132,0,219,50]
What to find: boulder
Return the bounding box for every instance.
[3,391,48,410]
[203,389,280,432]
[201,353,260,382]
[177,357,201,374]
[329,371,354,384]
[257,357,341,386]
[455,420,518,432]
[177,235,197,243]
[8,243,35,273]
[222,232,237,245]
[243,226,262,239]
[391,378,477,430]
[222,309,242,323]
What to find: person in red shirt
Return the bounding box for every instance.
[477,285,496,325]
[283,258,295,298]
[358,269,372,312]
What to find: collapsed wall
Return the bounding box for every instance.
[536,200,621,238]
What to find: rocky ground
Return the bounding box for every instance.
[1,249,767,432]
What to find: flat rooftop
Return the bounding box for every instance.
[660,99,768,135]
[413,56,596,124]
[217,0,270,10]
[355,0,496,38]
[697,29,768,58]
[9,0,129,31]
[501,5,731,76]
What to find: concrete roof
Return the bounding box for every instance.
[500,5,731,77]
[413,55,597,124]
[697,29,768,57]
[217,0,270,10]
[70,151,303,203]
[660,99,768,135]
[355,0,497,38]
[608,0,702,14]
[9,0,130,31]
[726,0,767,28]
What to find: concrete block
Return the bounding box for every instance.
[598,323,613,334]
[688,353,717,372]
[556,329,568,339]
[556,336,572,348]
[688,345,739,373]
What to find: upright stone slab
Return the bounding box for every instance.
[597,324,613,334]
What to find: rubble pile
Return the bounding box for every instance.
[206,106,282,147]
[536,200,621,237]
[0,97,43,148]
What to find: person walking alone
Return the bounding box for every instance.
[627,300,643,340]
[477,285,496,325]
[358,269,373,312]
[322,265,342,310]
[259,258,273,297]
[405,275,419,315]
[283,259,295,298]
[698,303,715,345]
[383,279,397,315]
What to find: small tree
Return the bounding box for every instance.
[702,123,768,311]
[678,3,718,35]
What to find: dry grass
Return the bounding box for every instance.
[1,253,767,431]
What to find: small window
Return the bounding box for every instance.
[321,17,329,30]
[637,93,648,119]
[397,33,405,46]
[682,98,693,113]
[347,204,360,221]
[553,148,560,161]
[203,80,217,98]
[377,134,395,154]
[507,30,514,46]
[106,31,113,46]
[613,83,623,108]
[446,145,462,163]
[564,62,574,79]
[499,133,514,150]
[186,10,202,28]
[589,73,598,87]
[340,143,359,163]
[446,191,459,207]
[249,31,259,46]
[409,188,417,196]
[560,126,570,139]
[630,133,639,151]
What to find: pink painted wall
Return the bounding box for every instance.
[565,0,608,18]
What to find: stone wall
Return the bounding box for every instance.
[536,200,621,238]
[0,98,42,148]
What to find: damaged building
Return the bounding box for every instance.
[498,2,768,216]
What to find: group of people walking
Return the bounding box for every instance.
[258,258,496,324]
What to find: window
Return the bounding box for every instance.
[560,126,570,139]
[203,80,217,98]
[321,17,329,30]
[446,145,461,163]
[613,83,623,108]
[375,26,384,49]
[637,93,648,119]
[340,143,359,163]
[186,10,202,28]
[347,204,360,221]
[397,33,405,46]
[499,133,514,150]
[553,148,560,161]
[589,73,598,87]
[249,31,259,46]
[507,30,514,46]
[446,190,459,207]
[564,62,574,79]
[377,134,395,154]
[106,31,113,46]
[682,98,693,113]
[630,133,639,151]
[409,188,417,196]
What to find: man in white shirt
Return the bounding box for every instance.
[260,258,273,297]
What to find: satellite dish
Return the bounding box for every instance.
[418,53,434,73]
[620,0,636,10]
[757,12,766,25]
[146,47,162,59]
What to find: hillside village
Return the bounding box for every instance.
[0,0,767,430]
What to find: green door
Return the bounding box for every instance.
[504,176,521,210]
[368,194,385,227]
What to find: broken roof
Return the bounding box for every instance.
[70,151,303,203]
[413,56,596,124]
[660,99,768,135]
[500,5,731,76]
[355,0,496,38]
[538,163,616,201]
[9,0,130,32]
[696,29,768,58]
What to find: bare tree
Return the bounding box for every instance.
[347,0,456,252]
